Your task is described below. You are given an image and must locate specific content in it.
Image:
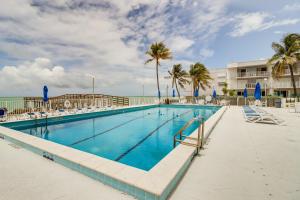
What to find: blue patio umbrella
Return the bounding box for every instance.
[43,85,49,102]
[254,82,261,100]
[243,87,248,105]
[243,88,248,98]
[212,89,217,99]
[194,88,199,97]
[172,89,176,97]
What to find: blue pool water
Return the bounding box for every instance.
[12,105,220,171]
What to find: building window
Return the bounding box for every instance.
[238,69,247,77]
[275,90,288,98]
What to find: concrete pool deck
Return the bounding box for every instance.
[1,106,300,200]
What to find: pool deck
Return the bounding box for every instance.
[1,106,300,200]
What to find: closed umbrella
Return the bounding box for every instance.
[212,89,217,99]
[194,88,199,103]
[42,85,49,115]
[43,86,48,102]
[194,88,199,97]
[254,83,261,100]
[243,88,248,105]
[172,89,176,97]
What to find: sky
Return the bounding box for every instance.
[0,0,299,96]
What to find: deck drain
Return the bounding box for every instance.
[8,143,22,149]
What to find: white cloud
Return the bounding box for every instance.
[283,3,300,12]
[167,36,194,53]
[273,30,284,35]
[229,12,300,37]
[200,48,214,59]
[0,0,229,96]
[0,58,92,96]
[229,12,268,37]
[2,1,299,96]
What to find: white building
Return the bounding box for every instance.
[199,68,227,96]
[227,59,300,97]
[179,59,300,98]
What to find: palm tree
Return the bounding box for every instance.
[222,82,228,96]
[268,33,300,98]
[168,64,190,100]
[145,42,172,101]
[189,62,212,100]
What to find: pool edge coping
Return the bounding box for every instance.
[0,105,227,200]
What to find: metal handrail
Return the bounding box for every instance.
[173,116,205,154]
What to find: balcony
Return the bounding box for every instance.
[276,68,300,77]
[245,83,256,89]
[218,81,227,86]
[235,83,267,90]
[237,71,269,78]
[273,81,300,89]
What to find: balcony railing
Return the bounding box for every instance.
[245,83,257,89]
[273,81,300,88]
[277,68,300,76]
[235,83,267,89]
[237,71,269,78]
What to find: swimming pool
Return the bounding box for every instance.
[7,105,219,171]
[0,104,226,199]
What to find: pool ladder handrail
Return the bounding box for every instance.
[173,116,205,154]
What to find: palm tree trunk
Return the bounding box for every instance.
[156,59,160,102]
[175,81,180,101]
[289,64,298,98]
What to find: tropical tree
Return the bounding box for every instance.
[145,42,172,101]
[228,89,236,97]
[268,33,300,98]
[222,82,228,96]
[168,64,190,100]
[189,62,212,100]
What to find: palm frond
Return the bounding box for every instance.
[272,60,286,78]
[271,42,285,55]
[282,33,300,51]
[145,58,154,65]
[267,54,282,65]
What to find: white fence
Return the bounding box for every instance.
[128,97,157,105]
[127,97,181,106]
[0,96,129,117]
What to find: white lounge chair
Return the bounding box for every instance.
[242,106,284,125]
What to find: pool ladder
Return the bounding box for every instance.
[173,116,205,154]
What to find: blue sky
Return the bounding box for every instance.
[0,0,299,96]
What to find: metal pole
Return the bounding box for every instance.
[197,122,201,154]
[201,117,204,148]
[264,78,267,106]
[142,84,144,104]
[265,83,267,106]
[92,77,95,104]
[167,85,169,99]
